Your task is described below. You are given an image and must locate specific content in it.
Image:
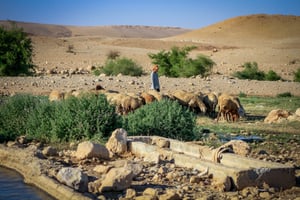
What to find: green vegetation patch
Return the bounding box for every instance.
[148,46,215,78]
[93,57,143,76]
[0,94,121,143]
[122,99,197,141]
[233,62,281,81]
[0,23,36,76]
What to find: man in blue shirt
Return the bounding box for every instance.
[150,65,160,92]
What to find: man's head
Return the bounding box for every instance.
[152,65,159,72]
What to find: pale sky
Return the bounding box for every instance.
[1,0,300,29]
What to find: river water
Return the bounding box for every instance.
[0,166,56,200]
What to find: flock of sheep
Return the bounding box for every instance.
[49,85,246,122]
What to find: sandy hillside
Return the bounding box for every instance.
[1,14,300,96]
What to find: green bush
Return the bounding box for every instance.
[93,57,143,76]
[265,70,281,81]
[0,94,121,143]
[26,99,56,142]
[0,94,45,142]
[294,68,300,82]
[233,62,265,80]
[276,92,293,98]
[27,94,121,143]
[148,46,215,78]
[122,99,197,141]
[233,62,282,81]
[0,23,35,76]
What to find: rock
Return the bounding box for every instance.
[125,188,137,199]
[126,162,143,178]
[264,109,291,123]
[190,175,201,184]
[42,146,58,157]
[16,135,28,144]
[259,191,271,199]
[143,188,159,197]
[56,167,88,192]
[143,151,160,164]
[88,179,102,193]
[159,190,181,200]
[93,165,112,174]
[75,141,110,160]
[212,176,232,192]
[106,128,128,155]
[153,138,170,148]
[99,167,133,192]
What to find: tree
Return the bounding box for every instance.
[148,46,214,77]
[0,22,35,76]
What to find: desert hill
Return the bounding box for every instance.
[167,14,300,46]
[0,20,190,38]
[1,14,300,82]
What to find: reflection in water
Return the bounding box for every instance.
[0,166,55,200]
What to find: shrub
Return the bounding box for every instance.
[0,94,121,143]
[0,94,45,142]
[294,68,300,82]
[276,92,292,98]
[26,98,56,142]
[233,62,282,81]
[265,70,281,81]
[27,93,121,143]
[0,23,36,76]
[148,46,215,78]
[122,99,197,141]
[233,62,265,80]
[94,57,143,76]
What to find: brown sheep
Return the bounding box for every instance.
[203,92,218,117]
[217,93,241,122]
[140,92,156,104]
[147,90,163,101]
[171,90,207,114]
[49,90,64,101]
[120,95,145,115]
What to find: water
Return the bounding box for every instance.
[0,166,56,200]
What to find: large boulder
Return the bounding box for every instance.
[56,167,88,192]
[75,141,110,160]
[99,167,134,192]
[106,128,128,155]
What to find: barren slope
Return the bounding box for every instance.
[167,14,300,46]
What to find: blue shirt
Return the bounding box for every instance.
[150,71,160,90]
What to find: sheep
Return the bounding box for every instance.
[120,95,145,115]
[147,90,164,101]
[49,90,64,101]
[217,98,239,122]
[216,93,243,122]
[203,92,218,117]
[140,92,156,104]
[103,92,126,114]
[171,90,207,114]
